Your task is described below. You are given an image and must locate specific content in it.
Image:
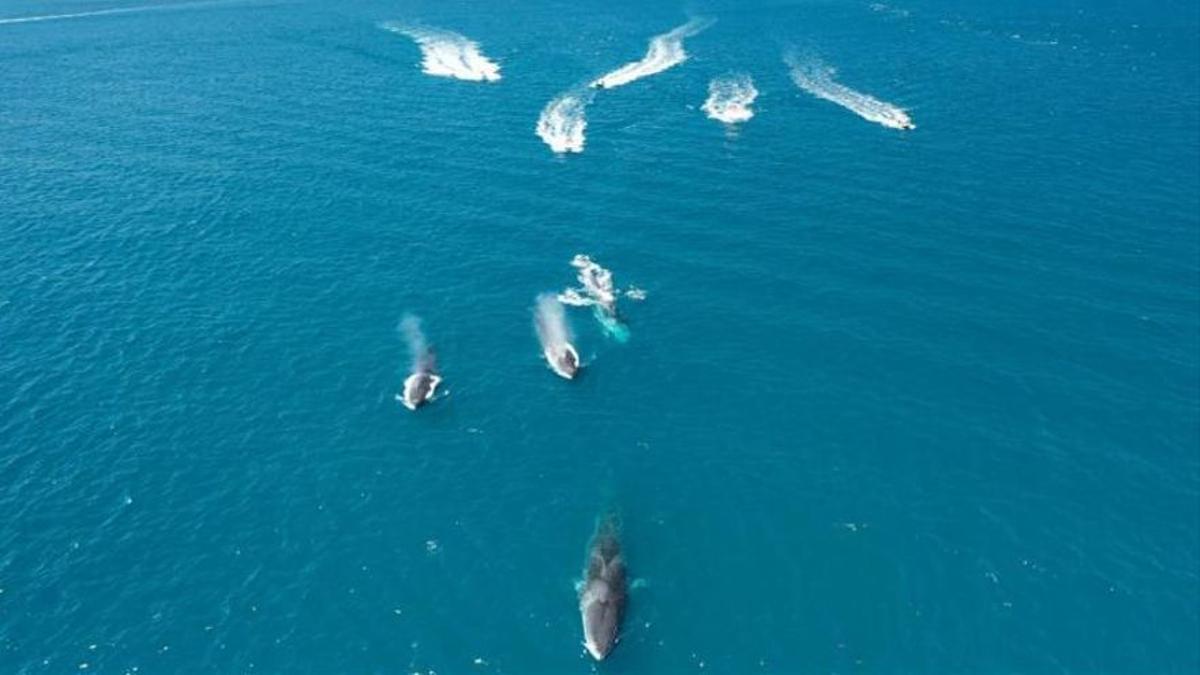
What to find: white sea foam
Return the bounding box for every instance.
[701,73,758,124]
[559,254,646,310]
[558,255,643,342]
[590,18,713,89]
[557,289,591,307]
[381,23,501,82]
[0,0,226,26]
[566,255,617,312]
[536,91,592,154]
[869,3,911,19]
[784,53,915,130]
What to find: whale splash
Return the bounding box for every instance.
[560,255,617,314]
[536,90,594,154]
[396,314,442,411]
[381,23,502,82]
[784,52,914,130]
[534,294,580,379]
[590,18,713,90]
[558,255,644,343]
[701,73,758,124]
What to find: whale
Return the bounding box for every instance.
[579,518,626,660]
[546,342,580,380]
[399,371,442,410]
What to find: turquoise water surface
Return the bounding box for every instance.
[2,0,1198,673]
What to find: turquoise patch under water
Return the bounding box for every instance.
[594,306,630,343]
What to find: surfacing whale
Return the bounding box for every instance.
[397,314,441,411]
[534,294,580,380]
[579,516,626,660]
[400,371,442,410]
[547,342,580,380]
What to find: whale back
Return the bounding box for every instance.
[581,520,626,659]
[408,374,431,401]
[402,372,441,409]
[558,350,578,376]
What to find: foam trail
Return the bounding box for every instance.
[537,90,593,154]
[567,255,617,313]
[0,0,229,26]
[558,255,641,343]
[534,294,572,354]
[380,23,501,82]
[784,52,915,130]
[701,73,758,124]
[400,314,435,375]
[591,18,713,89]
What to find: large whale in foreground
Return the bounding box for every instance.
[579,517,626,660]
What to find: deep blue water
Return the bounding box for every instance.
[2,0,1198,673]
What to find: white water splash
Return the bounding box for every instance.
[562,255,617,312]
[701,73,758,124]
[536,91,592,154]
[558,254,646,310]
[590,18,713,89]
[0,0,229,26]
[558,255,643,342]
[381,23,501,82]
[784,52,915,130]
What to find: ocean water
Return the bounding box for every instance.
[1,0,1198,673]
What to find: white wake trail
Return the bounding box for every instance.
[536,90,593,154]
[381,23,501,82]
[0,0,230,26]
[701,73,758,124]
[591,18,713,90]
[784,53,915,130]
